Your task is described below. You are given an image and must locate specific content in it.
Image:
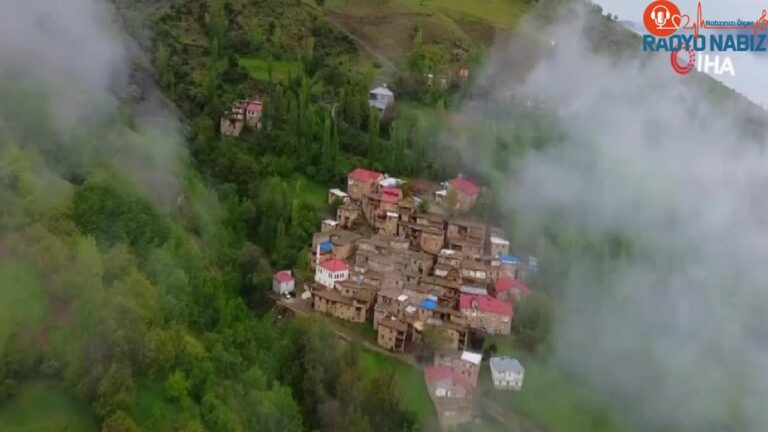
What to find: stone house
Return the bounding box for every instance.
[459,294,513,335]
[459,259,489,284]
[337,278,377,301]
[435,350,482,387]
[320,219,339,232]
[336,202,361,229]
[373,289,405,330]
[413,319,468,352]
[404,250,434,276]
[489,236,510,258]
[310,229,361,270]
[446,176,481,212]
[311,287,370,323]
[494,277,530,303]
[377,314,408,352]
[347,168,383,201]
[400,214,445,255]
[420,276,462,305]
[434,263,461,282]
[500,254,523,280]
[220,110,244,137]
[446,219,487,258]
[437,248,463,269]
[423,365,474,427]
[424,365,474,399]
[220,99,261,136]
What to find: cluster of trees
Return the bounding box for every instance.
[0,107,416,431]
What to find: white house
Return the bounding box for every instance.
[489,356,524,390]
[315,258,349,289]
[368,85,395,111]
[273,270,295,295]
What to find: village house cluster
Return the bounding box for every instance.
[274,166,534,426]
[220,98,263,137]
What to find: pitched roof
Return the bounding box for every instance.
[449,177,481,196]
[329,188,348,197]
[246,101,262,112]
[494,278,530,295]
[349,168,382,182]
[490,356,524,374]
[370,86,394,96]
[461,351,482,365]
[424,366,453,383]
[424,367,475,393]
[459,294,513,317]
[319,259,349,272]
[274,270,294,283]
[490,236,509,245]
[381,187,401,203]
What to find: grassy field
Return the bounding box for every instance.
[325,0,530,68]
[239,57,299,82]
[402,0,530,29]
[359,350,436,426]
[483,336,629,432]
[0,381,97,432]
[0,261,48,350]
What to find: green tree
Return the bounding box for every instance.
[102,410,140,432]
[207,0,227,52]
[513,292,552,353]
[166,369,191,403]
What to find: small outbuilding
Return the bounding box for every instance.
[368,85,395,111]
[273,270,295,295]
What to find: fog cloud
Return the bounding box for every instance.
[0,0,185,205]
[451,7,768,431]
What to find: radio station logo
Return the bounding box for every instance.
[641,1,767,76]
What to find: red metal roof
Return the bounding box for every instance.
[381,187,401,203]
[274,270,294,283]
[452,371,475,392]
[424,366,475,392]
[459,294,512,317]
[349,168,383,182]
[424,366,453,382]
[247,101,262,112]
[494,278,530,295]
[449,177,480,196]
[319,259,349,272]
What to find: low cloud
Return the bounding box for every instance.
[0,0,186,205]
[449,7,768,431]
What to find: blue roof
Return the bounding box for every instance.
[501,255,519,264]
[319,241,333,252]
[420,299,438,311]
